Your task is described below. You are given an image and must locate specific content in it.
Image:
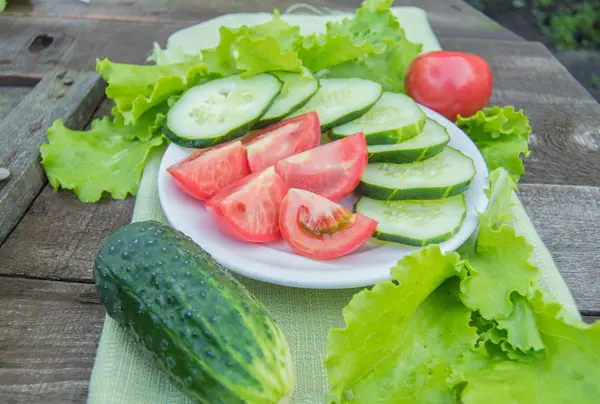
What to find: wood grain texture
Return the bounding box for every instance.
[0,277,595,404]
[0,69,105,245]
[0,182,135,282]
[584,316,599,324]
[0,277,104,404]
[519,184,600,315]
[440,37,600,187]
[1,182,598,314]
[1,0,519,40]
[1,20,597,188]
[0,87,31,121]
[0,18,188,75]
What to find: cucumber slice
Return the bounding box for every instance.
[367,119,450,163]
[289,78,383,131]
[255,68,319,128]
[330,92,425,145]
[357,147,475,200]
[355,194,467,246]
[164,73,282,148]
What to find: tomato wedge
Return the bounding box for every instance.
[275,132,368,201]
[167,141,250,201]
[279,189,377,260]
[243,112,321,172]
[206,167,288,243]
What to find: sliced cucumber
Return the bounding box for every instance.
[329,92,425,145]
[164,73,282,148]
[357,147,475,200]
[367,119,450,163]
[289,78,383,131]
[355,194,467,246]
[255,68,319,128]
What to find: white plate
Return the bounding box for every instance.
[158,105,489,289]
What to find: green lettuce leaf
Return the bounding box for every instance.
[96,58,217,126]
[111,103,167,142]
[234,34,302,77]
[481,167,519,228]
[200,13,302,78]
[296,33,377,73]
[480,294,546,362]
[326,246,472,403]
[460,290,600,403]
[307,0,421,92]
[457,167,518,259]
[456,106,532,182]
[460,223,539,320]
[0,0,6,12]
[40,118,164,203]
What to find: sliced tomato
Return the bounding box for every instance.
[206,167,288,243]
[167,141,250,201]
[279,189,377,260]
[243,112,320,172]
[275,131,368,201]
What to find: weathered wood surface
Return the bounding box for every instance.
[0,0,598,403]
[0,275,596,404]
[0,277,104,404]
[518,184,600,315]
[0,24,597,186]
[0,87,31,121]
[440,37,600,187]
[0,69,105,245]
[0,182,597,314]
[0,185,135,282]
[2,0,519,41]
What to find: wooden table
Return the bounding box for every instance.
[0,0,599,402]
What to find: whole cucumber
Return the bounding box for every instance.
[94,220,295,403]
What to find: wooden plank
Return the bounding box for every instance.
[0,184,135,282]
[1,0,519,41]
[1,182,598,315]
[0,87,31,121]
[439,37,600,187]
[519,184,600,316]
[1,19,597,187]
[0,18,189,76]
[0,277,104,404]
[0,278,596,404]
[0,69,105,245]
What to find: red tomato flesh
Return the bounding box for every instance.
[405,50,493,121]
[206,167,288,243]
[243,112,321,172]
[275,132,368,201]
[167,141,250,201]
[279,189,377,260]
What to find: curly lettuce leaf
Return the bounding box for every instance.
[96,58,217,126]
[296,33,377,73]
[0,0,6,12]
[479,294,546,362]
[326,246,471,403]
[306,0,421,92]
[111,103,167,142]
[201,13,302,78]
[460,291,600,403]
[482,167,519,228]
[460,223,539,320]
[457,106,532,182]
[234,34,302,77]
[41,118,164,203]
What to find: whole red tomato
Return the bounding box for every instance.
[405,51,493,121]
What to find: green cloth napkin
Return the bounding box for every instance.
[87,8,579,404]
